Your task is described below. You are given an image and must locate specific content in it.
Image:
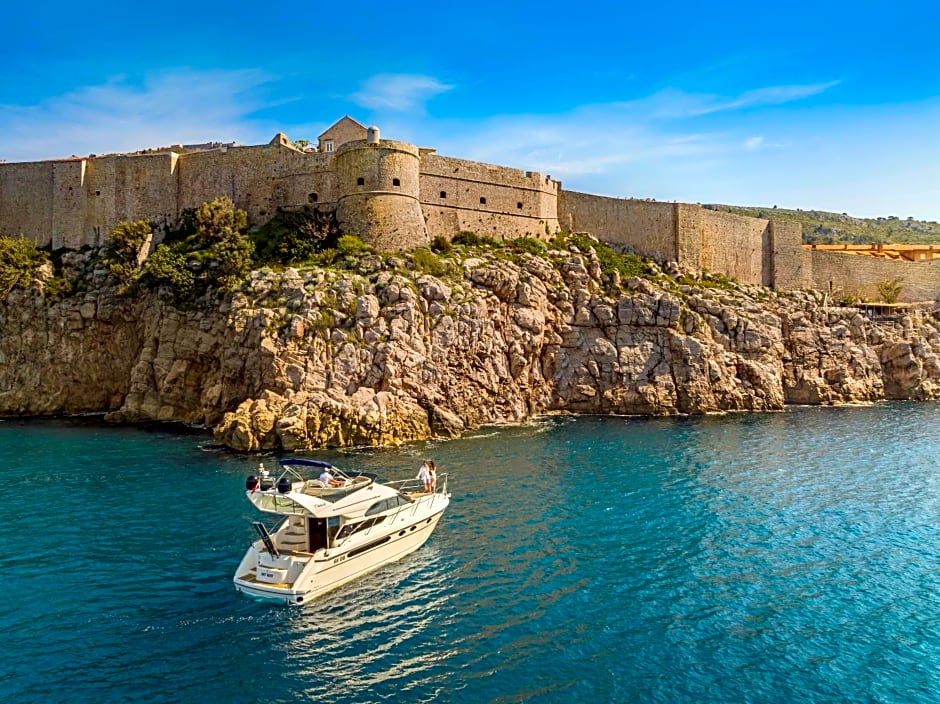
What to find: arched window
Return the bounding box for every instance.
[356,177,365,186]
[480,197,487,205]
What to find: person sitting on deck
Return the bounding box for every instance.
[319,469,345,487]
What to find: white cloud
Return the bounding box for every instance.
[744,136,764,150]
[348,74,454,112]
[0,69,278,162]
[629,81,841,119]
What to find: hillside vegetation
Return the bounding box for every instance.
[704,205,940,246]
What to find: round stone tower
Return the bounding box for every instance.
[335,137,429,251]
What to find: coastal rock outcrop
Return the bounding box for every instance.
[2,244,939,451]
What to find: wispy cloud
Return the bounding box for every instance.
[0,69,278,162]
[690,81,842,115]
[631,81,842,119]
[744,136,764,150]
[348,74,454,112]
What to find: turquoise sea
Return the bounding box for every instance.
[1,404,938,703]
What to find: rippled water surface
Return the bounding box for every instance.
[1,404,938,703]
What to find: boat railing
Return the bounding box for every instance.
[385,472,449,498]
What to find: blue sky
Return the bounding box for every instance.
[3,1,940,219]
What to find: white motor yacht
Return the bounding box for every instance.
[233,458,450,604]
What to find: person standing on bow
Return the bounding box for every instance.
[416,460,432,493]
[428,460,438,493]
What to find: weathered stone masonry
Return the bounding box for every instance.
[1,117,937,301]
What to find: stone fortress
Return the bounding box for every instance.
[1,116,938,302]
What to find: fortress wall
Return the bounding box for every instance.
[423,207,553,240]
[558,191,678,262]
[695,207,768,285]
[419,154,560,239]
[421,154,557,191]
[80,153,180,246]
[179,147,338,225]
[82,157,119,246]
[769,220,808,290]
[809,250,940,302]
[0,161,55,246]
[51,160,88,249]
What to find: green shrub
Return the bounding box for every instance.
[104,220,152,290]
[877,278,903,304]
[509,237,547,255]
[250,207,340,266]
[411,247,448,276]
[0,235,48,297]
[568,233,648,280]
[429,236,452,254]
[43,276,73,299]
[139,197,253,303]
[452,231,481,246]
[140,246,196,301]
[677,270,737,290]
[336,235,370,256]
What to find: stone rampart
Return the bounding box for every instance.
[810,250,940,302]
[178,145,337,225]
[696,207,768,285]
[769,221,808,290]
[0,160,55,246]
[81,153,179,247]
[420,154,559,240]
[557,192,678,262]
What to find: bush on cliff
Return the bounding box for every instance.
[0,235,48,297]
[104,220,152,291]
[563,232,649,281]
[411,247,448,276]
[140,197,253,303]
[140,246,196,300]
[452,230,499,248]
[310,235,373,268]
[250,207,341,266]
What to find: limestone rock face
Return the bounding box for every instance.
[3,250,940,452]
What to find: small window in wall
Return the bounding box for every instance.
[440,191,447,199]
[325,141,334,153]
[357,177,365,186]
[517,202,523,209]
[308,192,318,203]
[392,178,400,187]
[95,190,101,196]
[480,197,487,205]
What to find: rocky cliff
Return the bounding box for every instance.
[2,242,939,451]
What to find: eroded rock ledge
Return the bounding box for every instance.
[2,245,939,451]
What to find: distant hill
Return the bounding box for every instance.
[703,205,940,245]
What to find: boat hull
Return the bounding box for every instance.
[234,502,447,605]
